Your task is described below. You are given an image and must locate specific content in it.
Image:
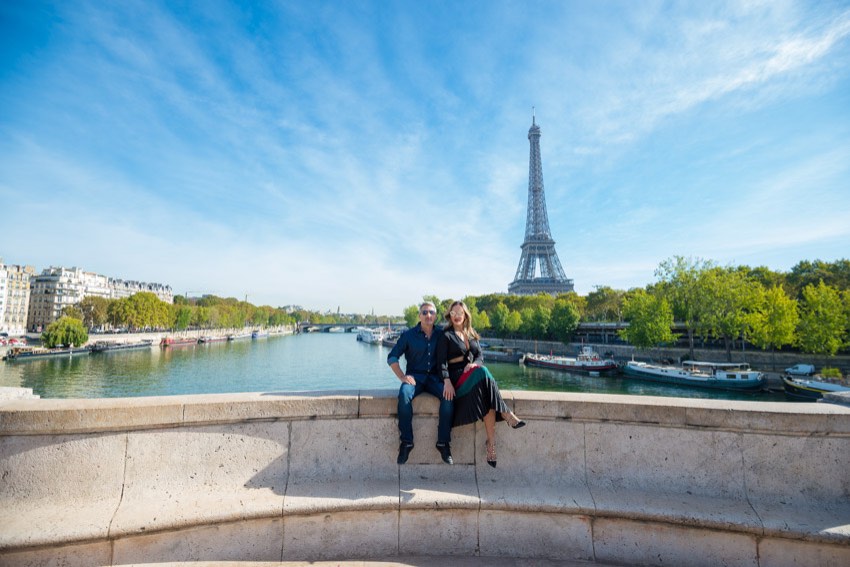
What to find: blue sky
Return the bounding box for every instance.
[2,1,849,315]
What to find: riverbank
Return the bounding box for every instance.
[486,337,850,377]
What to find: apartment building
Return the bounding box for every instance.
[0,261,35,335]
[27,267,88,332]
[110,279,173,304]
[26,266,175,331]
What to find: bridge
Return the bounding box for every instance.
[2,389,848,565]
[296,322,407,334]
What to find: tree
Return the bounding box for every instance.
[505,310,522,337]
[655,256,715,359]
[489,303,510,337]
[174,305,193,330]
[61,305,84,321]
[585,286,625,322]
[475,310,491,332]
[797,281,846,355]
[550,299,580,343]
[701,268,760,361]
[618,289,675,350]
[107,298,133,329]
[403,305,419,327]
[519,307,536,337]
[42,316,89,348]
[528,306,551,339]
[747,286,798,368]
[79,296,109,329]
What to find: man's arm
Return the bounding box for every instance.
[387,333,415,385]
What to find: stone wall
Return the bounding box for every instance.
[1,391,849,566]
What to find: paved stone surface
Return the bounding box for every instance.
[125,558,623,566]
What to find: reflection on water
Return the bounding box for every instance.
[0,333,789,402]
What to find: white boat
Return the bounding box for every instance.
[356,327,384,344]
[623,360,765,391]
[783,375,850,400]
[524,346,617,373]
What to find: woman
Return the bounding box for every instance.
[437,300,525,467]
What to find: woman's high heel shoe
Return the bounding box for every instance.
[485,440,497,468]
[504,412,526,429]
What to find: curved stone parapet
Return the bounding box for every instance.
[1,390,849,566]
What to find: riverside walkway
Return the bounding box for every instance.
[1,389,849,566]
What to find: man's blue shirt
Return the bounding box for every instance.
[387,323,443,378]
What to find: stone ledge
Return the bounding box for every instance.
[2,392,850,565]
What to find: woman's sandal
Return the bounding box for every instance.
[504,412,526,429]
[485,440,497,468]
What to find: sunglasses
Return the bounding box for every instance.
[420,310,436,315]
[449,311,465,318]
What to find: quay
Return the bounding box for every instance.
[1,390,849,566]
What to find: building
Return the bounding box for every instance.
[27,267,88,332]
[109,279,173,304]
[0,260,35,335]
[27,266,175,331]
[508,114,575,295]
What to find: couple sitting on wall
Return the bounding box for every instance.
[387,300,526,467]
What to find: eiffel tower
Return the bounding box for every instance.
[508,113,574,295]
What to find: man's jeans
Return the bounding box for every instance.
[398,374,453,445]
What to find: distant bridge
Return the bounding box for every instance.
[296,323,406,334]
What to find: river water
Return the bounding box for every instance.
[0,333,790,401]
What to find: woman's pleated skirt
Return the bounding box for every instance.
[451,365,510,428]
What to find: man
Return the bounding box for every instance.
[387,301,454,465]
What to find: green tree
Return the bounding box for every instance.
[174,305,193,330]
[786,259,850,298]
[701,268,760,361]
[550,299,580,343]
[79,296,110,329]
[747,286,798,367]
[505,310,522,337]
[489,303,510,337]
[797,281,846,355]
[618,289,675,350]
[42,316,89,348]
[519,307,536,337]
[61,305,84,321]
[403,305,419,327]
[107,298,132,329]
[125,292,173,329]
[529,306,551,339]
[476,310,491,332]
[655,256,715,359]
[585,286,625,322]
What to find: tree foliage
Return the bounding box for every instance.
[42,316,89,348]
[550,299,580,343]
[797,281,846,355]
[618,289,674,349]
[747,286,798,354]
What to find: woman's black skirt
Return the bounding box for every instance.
[450,365,510,428]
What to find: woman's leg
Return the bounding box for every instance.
[484,409,497,466]
[484,409,496,444]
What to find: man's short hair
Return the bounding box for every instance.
[419,301,436,311]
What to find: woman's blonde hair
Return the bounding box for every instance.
[444,300,479,340]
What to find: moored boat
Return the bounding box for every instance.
[198,335,228,344]
[356,327,384,344]
[227,332,252,341]
[381,329,402,348]
[524,346,617,373]
[782,375,850,400]
[623,360,766,391]
[89,340,154,353]
[251,330,270,339]
[160,337,198,347]
[3,346,90,361]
